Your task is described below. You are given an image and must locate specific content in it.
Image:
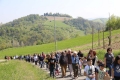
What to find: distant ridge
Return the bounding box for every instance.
[91,18,108,24]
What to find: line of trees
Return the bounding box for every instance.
[63,17,104,35]
[44,12,72,18]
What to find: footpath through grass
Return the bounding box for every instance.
[0,29,120,59]
[0,60,54,80]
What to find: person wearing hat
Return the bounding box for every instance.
[71,51,80,79]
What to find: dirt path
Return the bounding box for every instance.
[36,63,86,80]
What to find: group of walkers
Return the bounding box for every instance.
[5,48,120,80]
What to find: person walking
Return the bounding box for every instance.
[34,54,38,65]
[104,48,114,76]
[67,49,73,76]
[87,50,98,66]
[48,53,56,78]
[59,52,68,78]
[77,50,84,59]
[112,55,120,80]
[72,51,80,79]
[84,58,96,80]
[96,62,110,80]
[38,54,44,68]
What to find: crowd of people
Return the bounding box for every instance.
[5,48,120,80]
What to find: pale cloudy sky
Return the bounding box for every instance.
[0,0,120,23]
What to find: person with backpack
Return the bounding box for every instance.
[59,51,68,78]
[104,48,115,76]
[38,54,44,68]
[84,58,96,80]
[112,55,120,80]
[96,62,110,80]
[77,50,84,59]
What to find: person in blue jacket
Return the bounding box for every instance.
[71,51,80,79]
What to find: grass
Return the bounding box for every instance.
[44,20,84,36]
[0,60,54,80]
[95,49,120,60]
[0,29,120,59]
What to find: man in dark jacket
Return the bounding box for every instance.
[59,51,68,78]
[77,50,84,59]
[67,49,73,76]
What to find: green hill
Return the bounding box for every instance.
[0,14,84,50]
[0,14,110,51]
[92,18,108,24]
[0,29,120,59]
[63,17,105,34]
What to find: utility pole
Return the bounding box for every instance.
[103,27,105,49]
[54,15,57,51]
[108,13,111,46]
[92,26,94,49]
[98,25,100,46]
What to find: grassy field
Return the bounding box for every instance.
[93,49,120,59]
[0,60,54,80]
[44,20,84,36]
[0,29,120,59]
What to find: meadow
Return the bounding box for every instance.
[0,29,120,59]
[0,60,54,80]
[0,29,120,80]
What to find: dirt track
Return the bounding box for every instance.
[40,65,86,80]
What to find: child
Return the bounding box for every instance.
[79,58,83,76]
[96,60,102,70]
[84,58,95,80]
[96,62,110,80]
[83,57,87,68]
[55,62,59,76]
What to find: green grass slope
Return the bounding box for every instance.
[0,60,54,80]
[44,20,84,36]
[0,29,120,58]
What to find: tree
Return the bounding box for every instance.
[106,15,120,31]
[106,15,120,46]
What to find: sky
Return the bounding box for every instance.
[0,0,120,23]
